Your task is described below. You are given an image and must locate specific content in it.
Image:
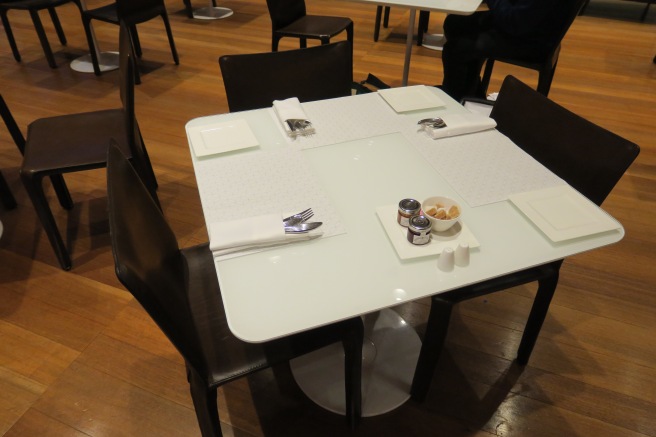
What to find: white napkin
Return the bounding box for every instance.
[422,112,497,140]
[209,213,321,257]
[272,97,316,137]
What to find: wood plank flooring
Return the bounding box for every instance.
[0,0,655,435]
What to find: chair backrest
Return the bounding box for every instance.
[219,41,353,112]
[266,0,306,30]
[116,0,163,20]
[107,143,206,373]
[547,0,587,52]
[490,75,640,206]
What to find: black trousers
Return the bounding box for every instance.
[441,11,543,102]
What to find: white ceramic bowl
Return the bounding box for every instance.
[421,196,461,232]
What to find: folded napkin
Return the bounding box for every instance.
[209,213,321,257]
[273,97,316,138]
[422,112,496,140]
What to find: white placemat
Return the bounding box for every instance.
[269,93,414,149]
[403,128,565,207]
[192,147,347,258]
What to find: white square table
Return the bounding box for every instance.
[185,88,624,417]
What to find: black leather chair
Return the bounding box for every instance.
[411,75,640,402]
[0,167,16,209]
[0,0,80,68]
[19,24,158,270]
[1,94,72,211]
[480,0,587,97]
[265,0,353,51]
[106,143,363,437]
[219,41,353,112]
[81,0,179,83]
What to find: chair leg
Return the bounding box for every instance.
[299,37,307,49]
[47,7,66,46]
[516,269,559,365]
[130,25,142,58]
[374,6,382,42]
[188,373,223,437]
[383,6,390,27]
[640,1,651,21]
[81,17,102,76]
[410,297,454,402]
[29,9,57,68]
[480,58,495,96]
[347,22,354,46]
[49,175,73,210]
[20,171,72,270]
[0,171,17,210]
[160,12,179,65]
[183,0,193,18]
[417,10,430,46]
[1,12,21,62]
[342,320,363,430]
[271,34,280,51]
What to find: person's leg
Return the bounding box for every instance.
[441,12,492,101]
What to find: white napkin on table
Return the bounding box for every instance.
[272,97,316,137]
[422,112,496,140]
[209,213,321,257]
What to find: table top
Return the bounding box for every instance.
[349,0,482,14]
[186,89,623,343]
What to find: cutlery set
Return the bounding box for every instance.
[282,208,322,233]
[286,119,315,138]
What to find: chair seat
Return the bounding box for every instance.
[0,0,71,10]
[82,3,118,23]
[183,243,363,386]
[277,15,353,39]
[23,109,129,175]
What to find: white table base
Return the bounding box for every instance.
[70,51,119,73]
[290,308,421,417]
[422,33,445,51]
[193,6,233,19]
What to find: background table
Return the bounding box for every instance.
[351,0,483,84]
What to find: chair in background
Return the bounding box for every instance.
[81,0,178,83]
[1,94,73,211]
[0,0,80,68]
[265,0,353,51]
[373,6,430,45]
[182,0,216,18]
[219,41,353,112]
[19,24,158,270]
[480,0,587,97]
[106,144,363,437]
[0,170,16,210]
[410,75,640,402]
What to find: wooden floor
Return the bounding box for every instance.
[0,0,654,435]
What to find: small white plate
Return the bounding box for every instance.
[378,85,446,113]
[188,119,259,157]
[508,185,621,242]
[376,205,479,260]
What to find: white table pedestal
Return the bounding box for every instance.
[192,1,233,20]
[70,51,119,73]
[290,308,421,417]
[422,33,445,51]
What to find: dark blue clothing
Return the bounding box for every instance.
[441,0,573,101]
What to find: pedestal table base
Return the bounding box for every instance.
[290,308,421,417]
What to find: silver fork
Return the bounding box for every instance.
[282,208,314,226]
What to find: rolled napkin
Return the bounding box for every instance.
[273,97,316,138]
[209,213,321,257]
[422,112,496,140]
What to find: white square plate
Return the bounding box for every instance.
[378,85,446,113]
[376,205,479,260]
[188,119,259,157]
[508,185,621,242]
